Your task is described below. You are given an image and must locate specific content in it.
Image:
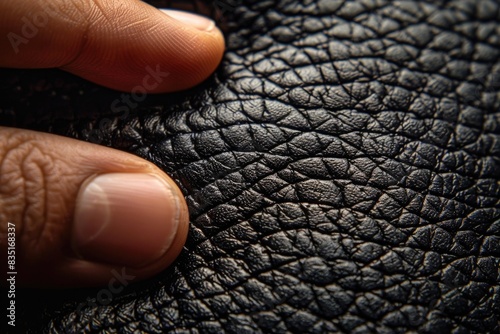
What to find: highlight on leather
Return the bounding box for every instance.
[0,0,499,333]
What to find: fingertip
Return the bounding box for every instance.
[0,127,190,287]
[0,1,225,92]
[61,4,225,93]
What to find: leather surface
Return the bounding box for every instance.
[1,0,499,333]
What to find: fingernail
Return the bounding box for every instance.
[160,9,215,32]
[72,173,180,267]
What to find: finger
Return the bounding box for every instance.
[0,127,189,287]
[0,0,224,92]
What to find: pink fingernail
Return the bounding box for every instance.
[72,173,180,267]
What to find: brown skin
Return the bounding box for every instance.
[0,0,224,92]
[0,128,190,287]
[0,0,224,287]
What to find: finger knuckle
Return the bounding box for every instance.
[0,132,56,251]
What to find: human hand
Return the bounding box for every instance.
[0,0,224,287]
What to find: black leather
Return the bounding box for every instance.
[1,0,499,333]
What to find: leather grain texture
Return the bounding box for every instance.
[1,0,499,333]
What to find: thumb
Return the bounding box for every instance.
[0,127,189,287]
[0,0,224,92]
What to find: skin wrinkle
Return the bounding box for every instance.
[0,134,33,249]
[60,0,116,70]
[2,0,499,332]
[6,0,92,68]
[2,141,59,261]
[21,146,48,251]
